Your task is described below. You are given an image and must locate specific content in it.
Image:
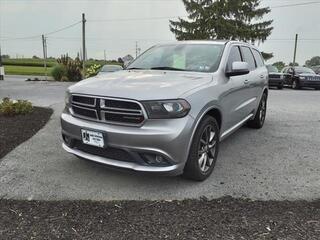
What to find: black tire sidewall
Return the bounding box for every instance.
[183,116,220,181]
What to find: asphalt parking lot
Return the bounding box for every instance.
[0,77,319,201]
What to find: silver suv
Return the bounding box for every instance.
[61,41,268,181]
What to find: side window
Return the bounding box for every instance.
[252,49,264,67]
[227,46,242,71]
[241,46,256,71]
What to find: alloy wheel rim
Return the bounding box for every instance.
[293,81,296,88]
[198,125,217,173]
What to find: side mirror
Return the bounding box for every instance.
[226,62,250,77]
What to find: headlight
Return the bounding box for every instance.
[300,76,306,80]
[142,99,191,119]
[65,90,71,105]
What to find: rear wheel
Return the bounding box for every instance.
[183,116,219,181]
[247,93,267,129]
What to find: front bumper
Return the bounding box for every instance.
[268,79,283,87]
[300,80,320,88]
[61,112,195,175]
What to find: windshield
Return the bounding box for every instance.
[127,44,224,73]
[101,65,123,72]
[267,65,279,73]
[295,67,315,74]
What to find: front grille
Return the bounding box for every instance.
[72,95,95,106]
[103,112,145,124]
[269,74,281,79]
[70,95,145,125]
[72,106,97,119]
[73,140,134,162]
[306,76,320,81]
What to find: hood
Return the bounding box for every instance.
[69,70,212,100]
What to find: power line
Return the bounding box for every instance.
[0,21,81,40]
[88,16,186,22]
[270,1,320,9]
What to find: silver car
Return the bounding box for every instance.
[61,41,268,181]
[98,65,123,75]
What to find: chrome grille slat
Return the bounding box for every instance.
[70,94,145,126]
[100,106,142,114]
[102,110,143,116]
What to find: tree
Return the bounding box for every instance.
[170,0,273,42]
[261,52,273,61]
[32,55,39,59]
[305,56,320,67]
[289,62,299,67]
[272,61,285,71]
[1,54,10,59]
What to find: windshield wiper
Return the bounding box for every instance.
[150,66,186,71]
[126,67,145,70]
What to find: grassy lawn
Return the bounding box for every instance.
[4,65,53,76]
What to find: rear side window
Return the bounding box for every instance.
[252,49,264,67]
[241,46,256,71]
[227,46,242,71]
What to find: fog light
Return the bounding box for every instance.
[62,134,75,148]
[141,153,169,166]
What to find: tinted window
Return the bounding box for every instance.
[241,47,256,71]
[227,46,242,71]
[252,49,264,67]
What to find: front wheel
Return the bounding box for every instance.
[183,116,220,181]
[292,80,300,89]
[247,93,267,129]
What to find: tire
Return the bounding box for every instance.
[277,85,283,90]
[292,80,300,90]
[247,93,267,129]
[183,116,220,181]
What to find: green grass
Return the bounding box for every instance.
[2,58,122,76]
[4,65,53,76]
[3,58,57,68]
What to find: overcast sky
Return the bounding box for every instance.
[1,0,320,65]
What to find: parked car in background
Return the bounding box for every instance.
[61,41,268,181]
[267,65,283,89]
[311,65,320,75]
[282,66,320,90]
[98,65,123,75]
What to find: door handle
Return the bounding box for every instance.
[244,79,250,84]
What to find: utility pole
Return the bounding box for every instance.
[0,44,3,80]
[42,35,48,80]
[293,34,298,66]
[135,41,141,58]
[82,13,86,78]
[104,50,106,64]
[135,41,138,58]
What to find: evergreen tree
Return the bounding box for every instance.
[170,0,273,42]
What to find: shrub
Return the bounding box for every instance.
[51,65,67,81]
[57,54,83,81]
[86,64,101,78]
[61,76,69,82]
[0,98,33,116]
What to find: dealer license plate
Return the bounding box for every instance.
[81,129,104,148]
